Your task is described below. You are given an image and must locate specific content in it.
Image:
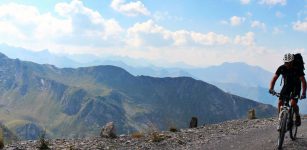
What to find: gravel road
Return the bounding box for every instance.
[5,117,307,150]
[199,119,307,150]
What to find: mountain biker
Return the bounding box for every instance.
[269,53,306,127]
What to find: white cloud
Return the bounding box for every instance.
[0,0,124,54]
[110,0,150,17]
[126,20,172,47]
[241,0,251,5]
[126,20,231,47]
[259,0,287,6]
[0,1,281,71]
[251,20,266,30]
[0,3,71,46]
[230,16,245,26]
[0,21,26,40]
[234,32,255,46]
[293,21,307,32]
[190,32,230,45]
[55,0,123,38]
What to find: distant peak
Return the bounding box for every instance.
[221,62,247,66]
[81,65,133,76]
[0,52,8,59]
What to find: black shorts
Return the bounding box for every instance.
[280,85,301,100]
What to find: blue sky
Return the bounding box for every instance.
[0,0,306,70]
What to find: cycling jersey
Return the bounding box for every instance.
[276,64,305,98]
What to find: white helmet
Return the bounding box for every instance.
[283,53,294,62]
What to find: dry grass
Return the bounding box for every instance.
[131,132,144,139]
[141,122,165,142]
[38,130,49,150]
[150,132,165,143]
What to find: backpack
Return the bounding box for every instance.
[293,53,305,72]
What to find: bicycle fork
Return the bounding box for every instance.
[279,106,288,120]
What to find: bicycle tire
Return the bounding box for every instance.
[289,109,298,140]
[278,111,288,149]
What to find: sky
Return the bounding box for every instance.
[0,0,306,70]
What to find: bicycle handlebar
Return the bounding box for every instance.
[270,91,300,100]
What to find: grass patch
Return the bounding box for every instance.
[131,132,144,139]
[150,132,165,143]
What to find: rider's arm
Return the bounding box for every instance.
[269,74,279,90]
[300,76,306,96]
[270,66,282,91]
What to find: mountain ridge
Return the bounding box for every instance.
[0,52,276,140]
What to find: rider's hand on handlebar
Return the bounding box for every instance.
[269,89,275,95]
[300,93,306,99]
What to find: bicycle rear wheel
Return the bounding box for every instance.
[278,111,288,150]
[289,109,298,140]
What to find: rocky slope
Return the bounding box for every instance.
[5,116,307,150]
[0,53,276,139]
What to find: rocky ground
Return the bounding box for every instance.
[4,116,307,150]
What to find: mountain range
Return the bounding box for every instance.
[3,44,307,114]
[0,52,277,140]
[0,44,284,109]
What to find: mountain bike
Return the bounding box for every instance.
[271,92,299,149]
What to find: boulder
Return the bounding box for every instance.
[248,109,256,119]
[189,117,198,128]
[100,122,116,138]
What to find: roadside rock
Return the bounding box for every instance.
[100,122,116,138]
[189,117,198,128]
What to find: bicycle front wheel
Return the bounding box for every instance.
[278,111,288,150]
[289,110,298,140]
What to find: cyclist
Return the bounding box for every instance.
[269,53,306,127]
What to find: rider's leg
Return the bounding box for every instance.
[278,99,284,113]
[290,99,299,114]
[291,99,301,126]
